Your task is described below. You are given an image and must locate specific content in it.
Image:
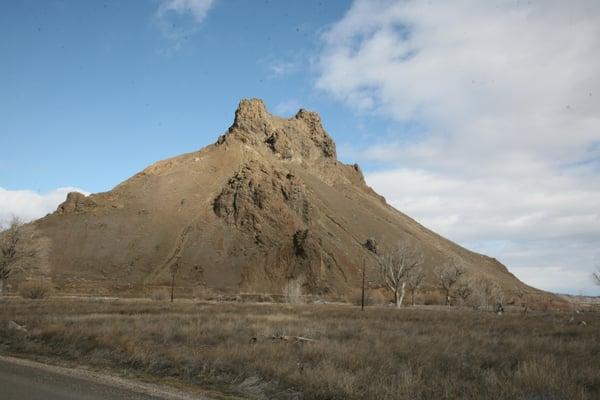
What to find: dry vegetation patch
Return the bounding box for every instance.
[1,299,599,400]
[18,280,52,299]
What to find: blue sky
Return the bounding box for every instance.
[1,0,372,192]
[1,0,599,295]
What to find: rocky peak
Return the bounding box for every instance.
[231,98,271,132]
[222,98,337,162]
[294,108,321,126]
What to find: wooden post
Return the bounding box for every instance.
[170,270,175,303]
[361,258,366,311]
[170,257,180,303]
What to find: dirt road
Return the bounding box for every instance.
[0,356,207,400]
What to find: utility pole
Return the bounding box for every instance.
[361,258,366,311]
[170,269,176,303]
[170,256,180,303]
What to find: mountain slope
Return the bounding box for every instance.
[11,99,549,302]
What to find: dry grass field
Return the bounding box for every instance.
[1,298,599,400]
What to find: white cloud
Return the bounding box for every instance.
[155,0,215,44]
[157,0,214,23]
[365,168,600,294]
[318,0,600,294]
[0,187,88,228]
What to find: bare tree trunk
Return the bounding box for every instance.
[0,279,5,296]
[445,289,450,306]
[398,282,406,308]
[411,289,416,306]
[394,289,399,308]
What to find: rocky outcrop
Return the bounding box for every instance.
[293,229,311,258]
[56,192,96,214]
[294,109,336,159]
[219,99,337,163]
[213,161,312,246]
[363,238,379,254]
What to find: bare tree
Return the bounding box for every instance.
[469,279,488,310]
[379,241,423,308]
[514,287,529,315]
[0,217,31,295]
[593,268,600,286]
[489,282,505,314]
[455,280,473,304]
[469,278,506,312]
[406,268,425,306]
[433,262,465,305]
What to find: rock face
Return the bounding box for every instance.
[57,192,96,214]
[10,99,547,300]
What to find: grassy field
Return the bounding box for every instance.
[1,298,599,400]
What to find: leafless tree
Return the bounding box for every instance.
[406,268,426,306]
[467,278,505,312]
[0,217,32,295]
[379,241,423,308]
[489,282,506,314]
[593,267,600,286]
[515,288,529,315]
[433,262,465,305]
[455,280,473,304]
[468,279,488,310]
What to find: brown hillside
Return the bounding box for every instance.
[7,99,556,303]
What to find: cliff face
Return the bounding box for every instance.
[12,99,541,299]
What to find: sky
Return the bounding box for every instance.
[1,0,599,295]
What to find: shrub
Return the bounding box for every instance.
[192,286,218,301]
[19,280,51,299]
[352,289,371,307]
[421,290,445,305]
[351,289,387,307]
[149,288,170,301]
